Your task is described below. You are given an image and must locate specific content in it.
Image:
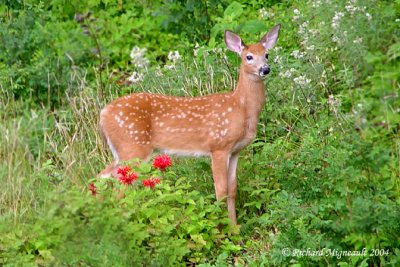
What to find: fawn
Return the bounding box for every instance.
[99,25,281,225]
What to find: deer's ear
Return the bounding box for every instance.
[224,30,245,54]
[260,24,281,50]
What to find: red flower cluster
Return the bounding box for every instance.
[142,177,161,188]
[88,183,97,195]
[117,166,138,185]
[152,154,172,171]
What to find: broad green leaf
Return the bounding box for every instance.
[224,2,243,19]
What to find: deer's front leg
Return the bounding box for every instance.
[211,151,229,202]
[227,153,239,225]
[211,151,240,224]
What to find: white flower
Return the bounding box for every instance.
[193,43,200,56]
[273,55,282,64]
[127,71,144,83]
[273,46,282,53]
[353,37,363,44]
[293,75,311,86]
[308,29,319,36]
[332,12,345,29]
[312,0,321,8]
[365,12,372,22]
[298,21,309,34]
[259,7,273,18]
[212,47,222,54]
[290,50,305,59]
[130,46,145,60]
[279,68,295,78]
[168,51,181,63]
[164,64,175,70]
[292,9,301,20]
[332,36,340,43]
[155,66,163,77]
[306,45,315,51]
[130,46,149,68]
[345,4,358,15]
[327,94,341,115]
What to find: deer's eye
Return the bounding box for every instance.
[265,53,269,59]
[246,55,253,61]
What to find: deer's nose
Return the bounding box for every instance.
[260,65,270,76]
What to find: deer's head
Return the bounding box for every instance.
[224,24,281,79]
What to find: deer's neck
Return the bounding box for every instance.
[234,67,266,119]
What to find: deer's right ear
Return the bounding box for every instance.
[224,30,245,54]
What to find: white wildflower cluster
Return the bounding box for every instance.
[291,50,305,59]
[308,29,319,36]
[327,94,341,115]
[130,46,150,68]
[155,66,163,77]
[164,50,181,70]
[293,75,311,86]
[164,64,175,70]
[292,8,301,21]
[272,46,283,64]
[193,43,200,56]
[345,0,359,15]
[306,45,315,51]
[332,12,345,29]
[127,71,144,84]
[353,37,363,44]
[259,7,274,18]
[168,51,181,63]
[312,0,321,8]
[344,0,372,23]
[365,12,372,22]
[279,68,296,78]
[273,54,282,64]
[298,21,309,35]
[332,36,341,43]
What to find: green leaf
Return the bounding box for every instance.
[138,162,152,173]
[240,20,266,34]
[224,2,243,19]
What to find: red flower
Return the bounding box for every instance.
[152,154,172,171]
[119,172,138,185]
[142,177,161,188]
[88,183,97,195]
[117,166,131,176]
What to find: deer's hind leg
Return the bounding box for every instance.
[99,125,153,178]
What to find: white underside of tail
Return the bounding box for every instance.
[107,137,119,164]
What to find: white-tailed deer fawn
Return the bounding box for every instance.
[99,25,281,225]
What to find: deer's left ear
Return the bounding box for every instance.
[259,24,281,50]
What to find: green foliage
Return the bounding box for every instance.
[0,173,237,266]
